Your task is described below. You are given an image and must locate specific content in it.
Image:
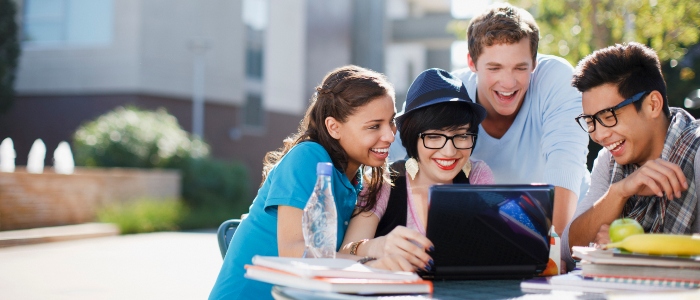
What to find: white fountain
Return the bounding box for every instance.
[27,139,46,174]
[53,141,75,174]
[0,137,16,172]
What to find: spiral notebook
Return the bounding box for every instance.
[421,184,555,280]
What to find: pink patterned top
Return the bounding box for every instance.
[368,158,494,236]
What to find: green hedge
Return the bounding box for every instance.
[73,106,251,230]
[178,157,250,229]
[73,106,209,168]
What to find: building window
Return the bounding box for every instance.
[243,93,264,128]
[243,0,266,79]
[242,0,267,131]
[245,37,264,79]
[22,0,113,46]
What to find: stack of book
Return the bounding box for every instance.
[573,246,700,288]
[244,256,433,295]
[521,247,700,293]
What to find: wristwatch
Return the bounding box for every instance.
[349,239,369,256]
[357,256,377,265]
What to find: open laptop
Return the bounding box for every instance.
[420,184,554,280]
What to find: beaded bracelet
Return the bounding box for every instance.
[357,256,377,265]
[349,239,369,256]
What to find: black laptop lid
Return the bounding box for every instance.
[424,184,554,279]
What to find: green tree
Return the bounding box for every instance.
[0,0,21,114]
[513,0,700,66]
[450,1,700,66]
[507,0,700,112]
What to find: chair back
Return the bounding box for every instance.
[217,219,241,259]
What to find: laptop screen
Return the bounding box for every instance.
[424,184,554,279]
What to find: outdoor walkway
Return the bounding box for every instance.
[0,229,223,300]
[0,223,120,248]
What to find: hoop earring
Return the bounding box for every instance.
[462,159,472,178]
[405,157,419,180]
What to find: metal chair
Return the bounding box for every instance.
[217,219,241,259]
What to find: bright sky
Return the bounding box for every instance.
[451,0,493,19]
[242,0,268,30]
[450,0,493,70]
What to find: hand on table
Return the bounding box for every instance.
[367,226,433,271]
[366,255,418,272]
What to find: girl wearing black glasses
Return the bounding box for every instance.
[339,69,494,272]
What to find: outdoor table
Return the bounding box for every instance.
[272,279,607,299]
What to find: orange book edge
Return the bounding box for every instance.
[245,264,434,294]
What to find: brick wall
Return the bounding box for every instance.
[0,167,180,230]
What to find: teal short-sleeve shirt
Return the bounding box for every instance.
[209,142,360,300]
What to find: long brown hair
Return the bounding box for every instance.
[262,65,394,213]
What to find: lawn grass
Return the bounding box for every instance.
[97,197,251,233]
[97,198,187,234]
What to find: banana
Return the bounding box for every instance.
[603,233,700,256]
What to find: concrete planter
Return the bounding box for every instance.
[0,167,181,230]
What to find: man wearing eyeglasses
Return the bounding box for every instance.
[562,42,700,271]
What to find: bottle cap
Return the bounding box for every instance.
[316,162,333,176]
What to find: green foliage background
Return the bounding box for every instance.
[178,157,250,229]
[514,0,700,66]
[73,106,209,168]
[97,198,186,234]
[450,1,700,66]
[0,0,21,114]
[74,106,250,230]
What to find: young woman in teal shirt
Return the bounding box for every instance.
[209,66,413,300]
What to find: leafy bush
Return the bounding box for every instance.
[73,106,252,230]
[178,157,251,229]
[97,198,187,234]
[73,106,209,168]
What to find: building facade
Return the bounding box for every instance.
[2,0,455,193]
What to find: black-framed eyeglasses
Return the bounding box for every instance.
[574,91,651,133]
[418,133,477,150]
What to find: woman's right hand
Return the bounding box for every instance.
[365,255,419,273]
[367,226,433,270]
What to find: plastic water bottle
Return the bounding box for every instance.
[302,162,338,258]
